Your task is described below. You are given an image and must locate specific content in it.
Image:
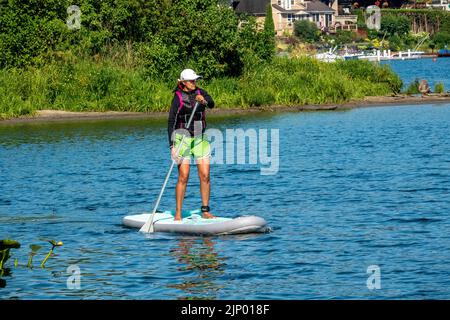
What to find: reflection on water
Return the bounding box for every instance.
[0,118,165,147]
[168,237,226,300]
[0,268,11,288]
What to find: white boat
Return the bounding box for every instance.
[315,52,342,62]
[315,47,343,63]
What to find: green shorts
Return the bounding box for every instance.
[173,133,211,161]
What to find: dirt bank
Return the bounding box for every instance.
[1,94,449,125]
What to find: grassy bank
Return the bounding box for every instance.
[0,57,402,120]
[0,58,401,118]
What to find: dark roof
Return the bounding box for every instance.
[306,1,335,13]
[234,0,271,15]
[272,4,284,11]
[235,0,335,15]
[272,3,301,12]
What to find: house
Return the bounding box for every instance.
[330,0,358,33]
[232,0,271,29]
[233,0,356,36]
[272,0,335,35]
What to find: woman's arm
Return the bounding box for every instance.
[167,95,180,147]
[200,88,215,109]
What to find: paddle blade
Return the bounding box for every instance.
[139,221,150,233]
[139,216,155,233]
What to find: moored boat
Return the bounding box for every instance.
[437,49,450,57]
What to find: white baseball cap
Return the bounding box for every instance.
[179,69,202,81]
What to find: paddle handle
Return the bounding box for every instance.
[140,101,200,233]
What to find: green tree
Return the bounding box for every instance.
[0,0,276,79]
[380,14,410,37]
[0,0,71,68]
[294,20,319,43]
[156,0,243,79]
[432,31,450,49]
[261,3,276,61]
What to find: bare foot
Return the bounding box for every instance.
[174,214,182,221]
[202,212,215,219]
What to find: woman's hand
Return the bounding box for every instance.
[171,146,181,164]
[195,94,207,105]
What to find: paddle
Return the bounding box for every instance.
[140,101,200,233]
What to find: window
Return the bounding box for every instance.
[287,13,293,24]
[285,0,292,10]
[325,14,332,27]
[287,14,308,25]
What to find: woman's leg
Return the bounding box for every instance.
[175,161,190,220]
[197,157,214,218]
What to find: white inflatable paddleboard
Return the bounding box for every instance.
[123,209,268,235]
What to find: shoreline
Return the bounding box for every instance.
[1,94,450,125]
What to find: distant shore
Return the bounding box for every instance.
[1,94,449,125]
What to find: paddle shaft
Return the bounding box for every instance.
[140,101,200,233]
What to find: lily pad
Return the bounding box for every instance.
[29,244,42,253]
[0,240,21,250]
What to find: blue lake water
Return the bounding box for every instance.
[382,57,450,91]
[1,103,449,299]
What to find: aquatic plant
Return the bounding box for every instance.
[27,244,42,269]
[405,79,421,95]
[40,240,63,269]
[434,82,445,94]
[0,239,21,276]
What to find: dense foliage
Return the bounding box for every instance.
[348,8,450,51]
[380,14,411,37]
[294,20,320,43]
[0,0,275,79]
[0,0,403,119]
[431,31,450,49]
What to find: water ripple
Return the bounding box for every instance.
[1,104,450,299]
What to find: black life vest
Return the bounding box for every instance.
[175,89,206,134]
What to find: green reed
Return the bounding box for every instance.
[0,57,402,119]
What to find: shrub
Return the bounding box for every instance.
[294,20,320,43]
[434,82,445,94]
[388,35,402,51]
[432,31,450,49]
[334,30,354,45]
[405,79,420,95]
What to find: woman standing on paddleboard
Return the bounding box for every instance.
[168,69,215,221]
